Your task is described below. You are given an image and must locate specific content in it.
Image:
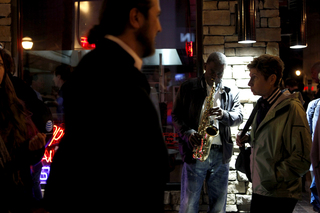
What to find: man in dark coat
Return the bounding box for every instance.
[44,0,169,212]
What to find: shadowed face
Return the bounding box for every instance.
[204,61,224,87]
[248,68,277,99]
[137,0,162,58]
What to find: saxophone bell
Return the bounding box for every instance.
[205,125,219,136]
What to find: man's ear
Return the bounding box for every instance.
[269,74,277,86]
[129,8,144,29]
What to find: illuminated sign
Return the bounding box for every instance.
[40,125,65,184]
[40,166,50,182]
[80,36,96,49]
[48,125,65,147]
[163,132,179,149]
[42,149,55,163]
[180,33,195,43]
[42,125,64,163]
[185,41,193,57]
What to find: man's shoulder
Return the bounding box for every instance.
[79,38,133,64]
[73,39,135,79]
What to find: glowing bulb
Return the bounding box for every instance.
[22,37,33,50]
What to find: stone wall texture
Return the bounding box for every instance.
[165,0,280,212]
[0,0,11,52]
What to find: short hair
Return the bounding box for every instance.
[284,78,298,87]
[206,52,227,66]
[247,54,284,87]
[55,64,71,82]
[88,0,153,44]
[311,61,320,73]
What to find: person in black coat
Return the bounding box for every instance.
[44,0,169,212]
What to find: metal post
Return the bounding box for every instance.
[196,0,203,77]
[159,53,165,102]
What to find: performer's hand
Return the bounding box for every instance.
[29,133,46,151]
[208,106,224,120]
[236,131,249,147]
[189,132,202,148]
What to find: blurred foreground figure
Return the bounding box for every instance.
[0,48,46,213]
[44,0,169,212]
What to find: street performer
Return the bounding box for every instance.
[172,52,243,213]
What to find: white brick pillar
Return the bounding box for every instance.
[0,0,11,52]
[202,0,280,212]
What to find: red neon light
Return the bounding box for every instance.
[42,149,55,163]
[186,41,193,57]
[42,125,65,164]
[80,37,96,49]
[48,125,65,147]
[312,86,315,91]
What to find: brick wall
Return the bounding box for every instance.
[203,0,280,61]
[0,0,11,52]
[165,0,280,212]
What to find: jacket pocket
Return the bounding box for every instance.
[259,164,279,192]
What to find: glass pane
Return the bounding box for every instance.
[22,0,196,186]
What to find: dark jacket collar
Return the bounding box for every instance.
[97,38,150,95]
[97,38,136,67]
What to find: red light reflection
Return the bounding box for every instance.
[80,37,96,49]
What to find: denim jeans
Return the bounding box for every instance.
[180,146,229,213]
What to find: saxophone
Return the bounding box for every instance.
[193,81,219,162]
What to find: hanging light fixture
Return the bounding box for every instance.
[289,0,307,49]
[238,0,256,44]
[22,37,33,50]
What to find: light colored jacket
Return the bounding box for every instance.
[250,91,311,200]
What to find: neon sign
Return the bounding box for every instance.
[163,132,179,150]
[42,149,55,163]
[185,41,193,57]
[40,125,65,184]
[48,125,65,147]
[80,36,96,49]
[40,166,50,182]
[42,125,64,164]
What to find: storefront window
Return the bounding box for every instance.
[22,0,196,187]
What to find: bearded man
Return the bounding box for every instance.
[45,1,169,212]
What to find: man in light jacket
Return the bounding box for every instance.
[237,54,311,213]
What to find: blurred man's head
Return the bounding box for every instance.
[88,0,162,58]
[311,61,320,83]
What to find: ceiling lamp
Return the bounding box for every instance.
[238,0,256,44]
[290,0,307,49]
[22,37,33,50]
